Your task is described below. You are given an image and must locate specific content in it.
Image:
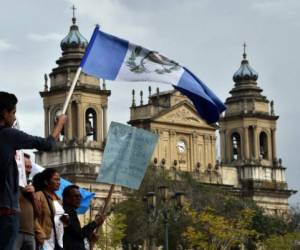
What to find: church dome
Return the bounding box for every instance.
[233,50,258,82]
[60,16,88,50]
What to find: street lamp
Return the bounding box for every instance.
[158,185,168,201]
[145,186,185,250]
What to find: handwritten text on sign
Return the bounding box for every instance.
[96,122,158,189]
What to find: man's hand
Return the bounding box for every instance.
[60,214,70,226]
[95,214,105,226]
[56,114,68,127]
[52,114,67,140]
[23,184,35,193]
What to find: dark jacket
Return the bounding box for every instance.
[63,205,98,250]
[0,126,55,210]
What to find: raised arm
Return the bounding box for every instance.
[3,114,67,151]
[51,114,67,141]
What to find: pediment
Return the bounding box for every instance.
[153,102,214,129]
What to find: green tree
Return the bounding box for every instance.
[114,164,300,249]
[183,206,257,249]
[96,213,127,250]
[114,165,260,249]
[262,232,300,250]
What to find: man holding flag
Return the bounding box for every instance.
[0,91,67,250]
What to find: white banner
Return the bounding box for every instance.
[16,150,27,187]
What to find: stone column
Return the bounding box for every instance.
[211,135,216,165]
[96,107,102,143]
[244,127,249,160]
[271,128,277,160]
[237,128,244,160]
[75,101,81,140]
[77,104,84,140]
[225,130,231,162]
[253,126,259,160]
[170,130,176,166]
[220,129,226,163]
[267,129,272,160]
[100,105,104,142]
[67,104,72,140]
[102,104,108,139]
[157,129,163,160]
[44,107,49,137]
[190,132,197,171]
[204,135,210,168]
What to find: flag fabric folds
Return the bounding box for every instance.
[30,163,95,214]
[80,26,226,123]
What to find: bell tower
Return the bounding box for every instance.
[219,45,295,213]
[35,11,111,185]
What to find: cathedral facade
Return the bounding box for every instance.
[35,17,295,215]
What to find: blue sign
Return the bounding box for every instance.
[96,122,158,189]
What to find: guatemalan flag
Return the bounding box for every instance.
[80,26,226,123]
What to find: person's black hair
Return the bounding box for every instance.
[62,185,79,201]
[23,153,30,159]
[0,92,18,119]
[32,172,44,192]
[32,168,59,191]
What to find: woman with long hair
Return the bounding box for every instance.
[33,168,68,250]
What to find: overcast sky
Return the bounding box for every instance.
[1,0,299,205]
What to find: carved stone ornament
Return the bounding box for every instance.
[160,107,202,124]
[170,130,176,136]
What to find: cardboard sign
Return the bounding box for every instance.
[96,122,158,189]
[16,150,27,187]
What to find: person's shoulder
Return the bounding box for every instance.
[35,191,45,199]
[0,127,27,139]
[0,127,18,143]
[0,127,16,135]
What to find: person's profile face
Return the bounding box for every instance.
[24,157,32,178]
[4,107,16,127]
[67,188,82,209]
[47,172,60,192]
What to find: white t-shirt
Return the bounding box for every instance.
[42,200,65,250]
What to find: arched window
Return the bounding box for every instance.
[259,132,268,159]
[85,108,97,141]
[232,132,241,160]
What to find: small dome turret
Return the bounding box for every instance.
[60,7,88,50]
[233,44,258,82]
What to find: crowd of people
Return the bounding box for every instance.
[0,92,104,250]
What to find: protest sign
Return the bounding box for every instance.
[13,120,27,187]
[16,150,27,187]
[96,122,158,189]
[15,150,27,187]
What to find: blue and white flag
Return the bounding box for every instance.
[80,26,226,123]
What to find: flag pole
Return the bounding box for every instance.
[62,67,82,114]
[90,184,115,250]
[100,184,115,215]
